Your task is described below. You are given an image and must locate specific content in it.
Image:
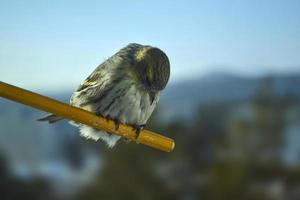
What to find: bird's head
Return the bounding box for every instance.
[135,46,170,92]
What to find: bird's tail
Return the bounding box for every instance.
[37,114,64,123]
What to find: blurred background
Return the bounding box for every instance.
[1,0,300,199]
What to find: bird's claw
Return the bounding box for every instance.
[132,124,146,138]
[104,115,120,131]
[114,119,120,131]
[122,124,145,143]
[105,115,111,123]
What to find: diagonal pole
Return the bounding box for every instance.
[0,81,175,152]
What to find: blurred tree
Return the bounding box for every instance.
[252,77,289,162]
[77,144,171,200]
[0,153,56,200]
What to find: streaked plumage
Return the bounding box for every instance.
[38,43,170,147]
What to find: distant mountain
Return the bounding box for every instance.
[158,73,300,121]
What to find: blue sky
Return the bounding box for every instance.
[1,0,300,91]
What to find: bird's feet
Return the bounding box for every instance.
[123,124,146,143]
[114,119,120,131]
[132,124,146,138]
[104,115,120,131]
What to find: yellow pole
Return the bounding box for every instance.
[0,81,175,152]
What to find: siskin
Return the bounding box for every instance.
[38,43,170,147]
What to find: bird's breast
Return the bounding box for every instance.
[99,81,159,125]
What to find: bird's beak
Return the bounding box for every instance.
[148,91,156,105]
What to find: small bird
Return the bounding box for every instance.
[38,43,170,147]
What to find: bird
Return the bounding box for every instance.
[38,43,170,148]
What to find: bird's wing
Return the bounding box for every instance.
[76,64,106,91]
[70,62,112,108]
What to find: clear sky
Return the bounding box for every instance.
[1,0,300,91]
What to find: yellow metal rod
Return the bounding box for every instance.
[0,81,175,152]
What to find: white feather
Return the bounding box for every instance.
[79,125,121,148]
